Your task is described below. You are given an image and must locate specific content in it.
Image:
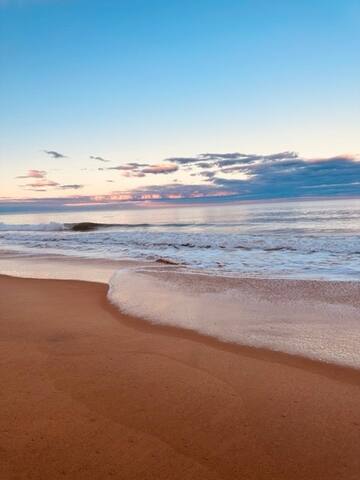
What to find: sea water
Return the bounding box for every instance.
[1,198,359,280]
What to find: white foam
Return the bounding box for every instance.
[2,251,360,369]
[0,222,65,232]
[108,268,360,368]
[0,252,136,283]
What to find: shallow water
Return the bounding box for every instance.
[108,269,360,368]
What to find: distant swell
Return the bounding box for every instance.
[0,221,210,232]
[68,222,117,231]
[66,222,215,231]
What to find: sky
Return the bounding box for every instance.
[0,0,359,211]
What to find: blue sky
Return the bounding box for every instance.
[1,0,359,208]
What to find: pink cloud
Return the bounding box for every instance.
[16,169,47,179]
[26,179,59,188]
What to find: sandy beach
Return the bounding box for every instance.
[1,274,360,480]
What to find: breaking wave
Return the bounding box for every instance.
[0,222,66,232]
[0,221,213,232]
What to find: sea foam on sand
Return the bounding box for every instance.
[1,251,360,369]
[108,268,360,369]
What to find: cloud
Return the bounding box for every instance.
[57,184,84,190]
[6,151,360,212]
[165,156,200,165]
[16,169,46,179]
[162,151,360,200]
[142,164,179,174]
[108,165,136,171]
[167,151,299,167]
[107,162,178,177]
[44,150,67,159]
[128,162,149,167]
[210,154,360,199]
[90,155,110,162]
[199,170,216,178]
[202,152,298,162]
[25,188,48,192]
[99,182,232,202]
[25,179,59,188]
[17,169,60,190]
[122,171,146,178]
[197,162,212,168]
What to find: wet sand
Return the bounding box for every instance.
[1,274,360,479]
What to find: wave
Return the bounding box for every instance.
[1,219,359,236]
[107,269,360,368]
[0,212,359,280]
[1,223,360,257]
[0,222,65,232]
[0,221,213,232]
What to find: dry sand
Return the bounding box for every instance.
[1,274,360,479]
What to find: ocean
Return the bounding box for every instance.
[1,198,359,280]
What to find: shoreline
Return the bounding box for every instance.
[1,274,360,479]
[2,269,360,374]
